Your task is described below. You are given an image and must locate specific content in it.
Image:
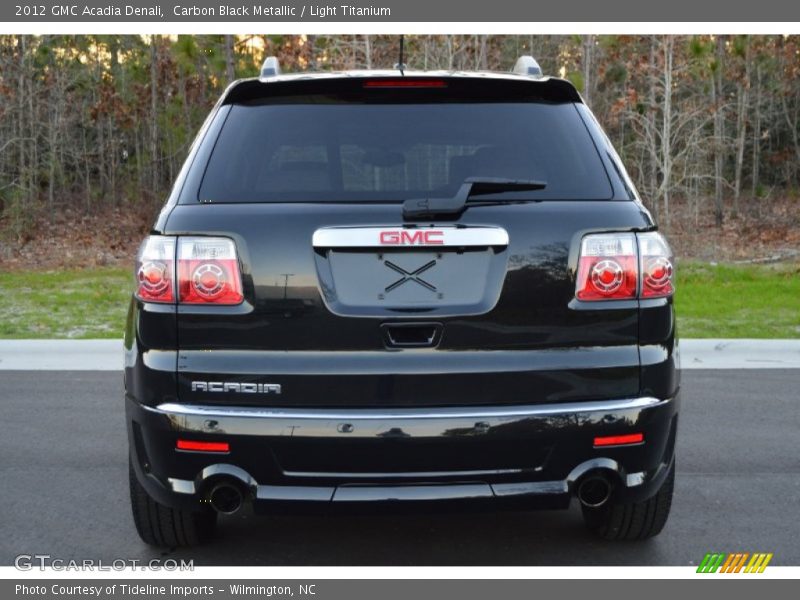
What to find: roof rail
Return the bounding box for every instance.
[513,56,543,78]
[260,56,281,79]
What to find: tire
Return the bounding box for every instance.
[129,458,217,547]
[581,461,675,541]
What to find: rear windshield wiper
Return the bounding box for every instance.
[403,177,547,219]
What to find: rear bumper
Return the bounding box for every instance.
[127,393,679,513]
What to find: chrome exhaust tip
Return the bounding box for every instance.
[577,474,613,508]
[208,482,244,515]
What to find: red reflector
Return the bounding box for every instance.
[593,433,644,447]
[176,440,230,453]
[364,79,447,88]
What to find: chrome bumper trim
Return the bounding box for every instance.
[144,396,667,438]
[166,477,567,501]
[151,396,664,420]
[165,460,648,501]
[332,483,494,502]
[282,467,527,479]
[257,485,334,502]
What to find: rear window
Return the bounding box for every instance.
[198,102,613,203]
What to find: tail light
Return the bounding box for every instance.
[135,235,243,305]
[135,237,176,303]
[575,233,638,301]
[178,237,243,305]
[638,232,675,298]
[575,232,674,302]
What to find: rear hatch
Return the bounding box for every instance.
[164,75,652,410]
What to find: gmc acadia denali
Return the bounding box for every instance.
[125,56,680,546]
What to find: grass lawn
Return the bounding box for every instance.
[675,261,800,338]
[0,267,131,339]
[0,262,797,339]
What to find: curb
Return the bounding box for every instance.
[0,339,799,371]
[678,339,800,370]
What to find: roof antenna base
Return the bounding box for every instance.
[513,56,543,78]
[260,56,281,79]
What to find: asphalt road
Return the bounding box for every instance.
[1,369,798,566]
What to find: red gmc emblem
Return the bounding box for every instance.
[379,230,444,245]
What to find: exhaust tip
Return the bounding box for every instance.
[209,482,244,514]
[577,474,613,508]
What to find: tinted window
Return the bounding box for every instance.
[198,103,612,202]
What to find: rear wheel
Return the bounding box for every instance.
[581,461,675,541]
[129,458,217,547]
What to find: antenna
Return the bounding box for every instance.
[513,56,543,78]
[394,35,406,74]
[260,56,281,79]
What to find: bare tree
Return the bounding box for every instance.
[712,35,726,227]
[582,35,594,106]
[732,36,750,216]
[149,35,159,201]
[2,34,800,244]
[224,35,235,82]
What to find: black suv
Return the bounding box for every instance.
[125,56,679,546]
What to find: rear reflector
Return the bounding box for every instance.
[364,79,447,88]
[593,433,644,447]
[176,439,230,453]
